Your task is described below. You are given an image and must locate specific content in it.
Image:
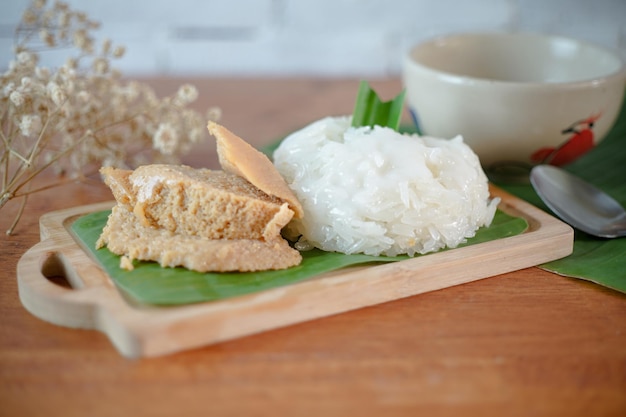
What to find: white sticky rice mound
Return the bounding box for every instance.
[273,116,500,257]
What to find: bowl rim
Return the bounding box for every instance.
[404,31,626,88]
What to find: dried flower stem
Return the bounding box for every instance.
[6,191,28,236]
[1,0,220,235]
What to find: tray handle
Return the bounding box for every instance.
[17,238,108,330]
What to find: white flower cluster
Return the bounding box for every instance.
[1,0,220,234]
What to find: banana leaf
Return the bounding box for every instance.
[72,209,527,306]
[72,95,626,305]
[351,81,406,130]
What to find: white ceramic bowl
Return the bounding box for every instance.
[403,32,626,169]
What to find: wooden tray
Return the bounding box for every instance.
[17,186,573,359]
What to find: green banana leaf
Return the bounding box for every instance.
[72,209,527,306]
[72,94,626,305]
[351,81,406,130]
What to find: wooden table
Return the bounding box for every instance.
[1,78,625,417]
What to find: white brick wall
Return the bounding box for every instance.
[1,0,625,76]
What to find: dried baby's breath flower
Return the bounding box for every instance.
[207,106,222,121]
[18,114,43,137]
[112,45,125,58]
[1,0,221,235]
[174,84,199,106]
[22,9,37,25]
[34,66,49,79]
[9,90,25,107]
[39,28,55,47]
[76,90,89,103]
[101,38,112,54]
[46,81,66,106]
[17,51,36,67]
[92,57,108,75]
[21,76,34,88]
[153,123,180,155]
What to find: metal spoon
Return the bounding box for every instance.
[530,165,626,238]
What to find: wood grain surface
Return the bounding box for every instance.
[1,78,625,417]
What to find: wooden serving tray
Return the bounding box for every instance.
[17,186,573,359]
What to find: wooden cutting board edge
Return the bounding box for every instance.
[16,185,574,359]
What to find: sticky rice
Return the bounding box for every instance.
[272,116,499,257]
